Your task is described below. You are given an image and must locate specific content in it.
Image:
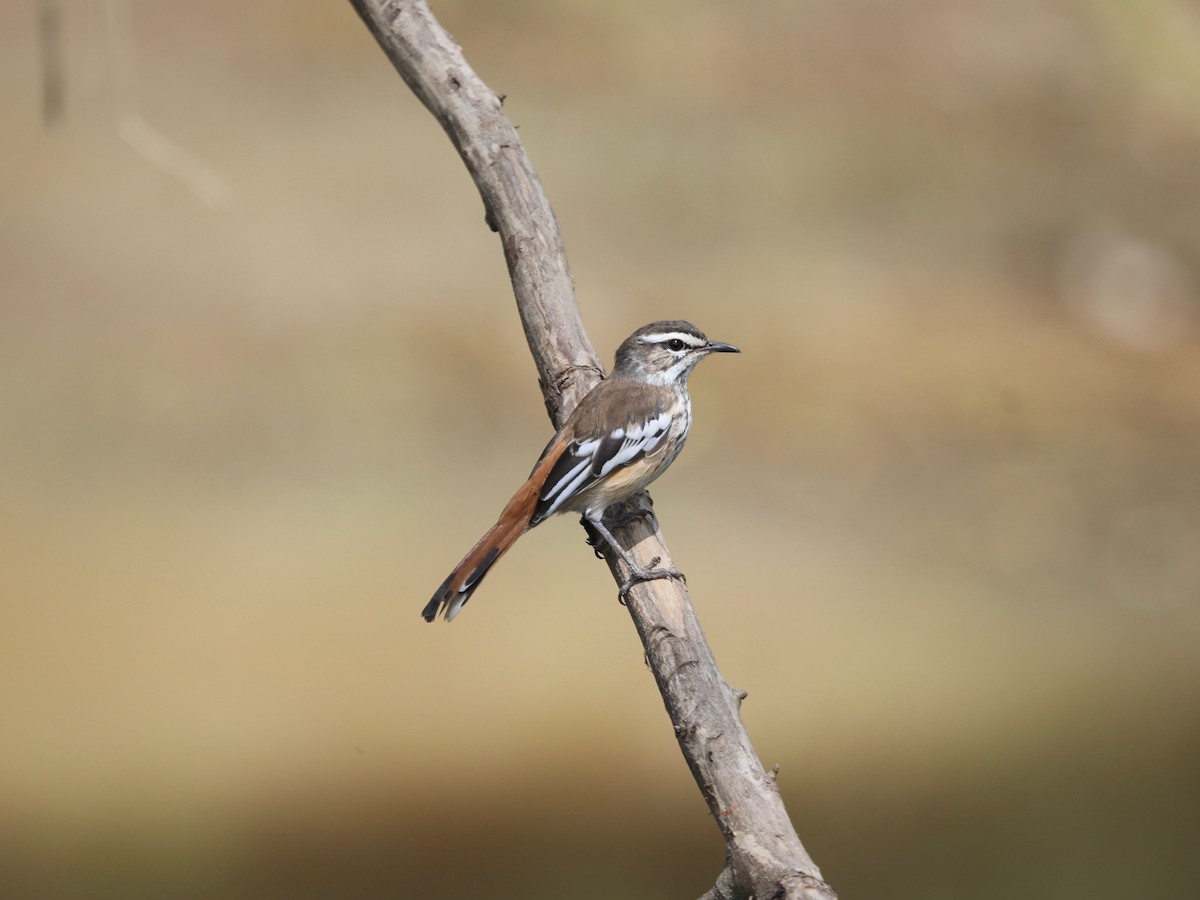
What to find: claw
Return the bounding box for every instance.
[585,513,685,602]
[617,561,686,600]
[582,520,607,560]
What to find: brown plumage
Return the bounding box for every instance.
[422,321,738,622]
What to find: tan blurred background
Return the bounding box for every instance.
[2,1,1199,897]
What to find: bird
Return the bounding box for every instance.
[422,320,739,622]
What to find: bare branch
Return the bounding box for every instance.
[349,2,836,897]
[348,0,601,420]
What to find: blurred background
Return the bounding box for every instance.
[2,0,1199,897]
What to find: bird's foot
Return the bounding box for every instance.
[617,556,686,603]
[582,520,607,560]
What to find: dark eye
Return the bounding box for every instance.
[667,338,686,352]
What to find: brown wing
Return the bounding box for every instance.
[531,382,673,524]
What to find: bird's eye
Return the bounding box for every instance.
[666,338,686,352]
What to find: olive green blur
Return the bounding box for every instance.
[2,2,1198,898]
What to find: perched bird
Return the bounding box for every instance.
[422,320,739,622]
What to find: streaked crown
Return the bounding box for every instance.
[612,320,739,385]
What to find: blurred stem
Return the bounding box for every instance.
[348,2,835,897]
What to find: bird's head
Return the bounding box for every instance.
[612,320,740,385]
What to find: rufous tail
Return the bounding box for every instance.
[421,478,541,622]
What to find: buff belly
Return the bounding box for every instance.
[566,430,689,518]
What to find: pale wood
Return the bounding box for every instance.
[348,0,601,420]
[348,2,836,896]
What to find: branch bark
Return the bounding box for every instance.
[349,3,836,897]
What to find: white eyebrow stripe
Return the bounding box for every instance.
[640,331,704,346]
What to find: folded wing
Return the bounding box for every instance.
[532,411,673,523]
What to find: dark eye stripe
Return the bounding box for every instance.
[641,331,702,350]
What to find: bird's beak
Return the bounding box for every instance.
[705,340,740,354]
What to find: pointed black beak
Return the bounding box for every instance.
[705,340,740,354]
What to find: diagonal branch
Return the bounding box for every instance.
[348,2,836,897]
[348,0,601,421]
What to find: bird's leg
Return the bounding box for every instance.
[585,514,685,599]
[581,517,607,560]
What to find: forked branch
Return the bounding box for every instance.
[348,2,835,896]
